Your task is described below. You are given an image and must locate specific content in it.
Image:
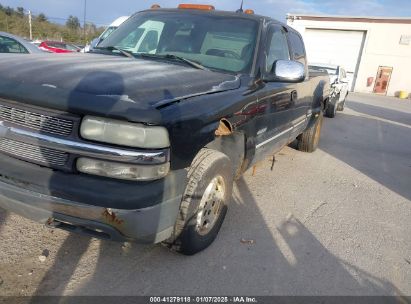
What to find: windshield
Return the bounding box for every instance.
[99,11,259,74]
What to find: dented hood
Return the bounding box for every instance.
[0,53,240,124]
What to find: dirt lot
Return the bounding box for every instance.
[0,93,410,296]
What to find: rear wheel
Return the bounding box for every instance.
[297,111,323,153]
[166,149,233,255]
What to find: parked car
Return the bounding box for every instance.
[0,32,43,54]
[0,4,329,255]
[83,16,129,52]
[309,63,349,117]
[39,41,80,53]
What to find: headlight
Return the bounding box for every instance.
[77,158,170,181]
[80,116,170,149]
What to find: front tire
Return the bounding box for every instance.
[297,111,323,153]
[166,149,233,255]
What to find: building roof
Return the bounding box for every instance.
[286,14,411,24]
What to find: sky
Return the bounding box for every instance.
[2,0,411,26]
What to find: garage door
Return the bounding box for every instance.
[303,29,365,91]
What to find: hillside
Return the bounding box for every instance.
[0,4,104,44]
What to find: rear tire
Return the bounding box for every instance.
[166,149,233,255]
[297,111,323,153]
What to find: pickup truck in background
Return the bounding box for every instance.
[309,63,349,117]
[0,4,329,255]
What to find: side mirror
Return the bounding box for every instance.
[340,77,349,84]
[264,60,305,83]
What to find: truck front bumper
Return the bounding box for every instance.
[0,179,182,244]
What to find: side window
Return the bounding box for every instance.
[266,27,290,72]
[288,32,306,65]
[0,36,28,54]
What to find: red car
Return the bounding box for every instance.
[38,41,80,53]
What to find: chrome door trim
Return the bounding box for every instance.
[256,126,293,149]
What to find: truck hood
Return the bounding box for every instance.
[0,53,240,124]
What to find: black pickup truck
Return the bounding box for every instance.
[0,5,329,255]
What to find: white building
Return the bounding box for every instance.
[286,14,411,97]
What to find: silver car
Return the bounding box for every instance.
[0,32,43,54]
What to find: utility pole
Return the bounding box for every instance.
[83,0,87,43]
[28,10,33,40]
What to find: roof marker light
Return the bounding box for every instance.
[151,4,161,9]
[244,9,254,14]
[178,4,215,10]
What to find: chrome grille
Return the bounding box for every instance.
[0,103,73,136]
[0,138,69,167]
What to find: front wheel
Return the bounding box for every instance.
[166,149,233,255]
[297,111,323,153]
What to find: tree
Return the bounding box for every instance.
[16,7,24,17]
[4,6,14,16]
[66,15,80,30]
[37,13,47,22]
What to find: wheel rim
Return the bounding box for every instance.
[196,175,226,236]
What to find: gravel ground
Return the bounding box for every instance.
[0,93,410,297]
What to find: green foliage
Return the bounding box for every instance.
[0,3,104,44]
[16,7,24,17]
[66,15,80,30]
[36,13,47,22]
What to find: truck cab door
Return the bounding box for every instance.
[251,25,294,164]
[286,31,312,140]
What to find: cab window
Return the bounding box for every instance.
[266,26,290,72]
[288,32,306,65]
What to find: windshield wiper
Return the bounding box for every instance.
[137,53,209,71]
[95,46,135,59]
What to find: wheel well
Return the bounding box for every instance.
[205,131,246,179]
